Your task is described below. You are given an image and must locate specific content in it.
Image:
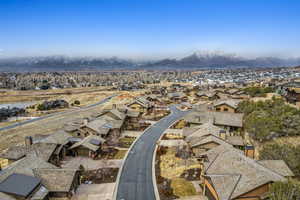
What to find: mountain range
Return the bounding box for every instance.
[0,53,300,72]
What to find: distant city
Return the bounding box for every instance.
[1,52,300,72]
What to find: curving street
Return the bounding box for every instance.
[116,105,190,200]
[0,95,116,132]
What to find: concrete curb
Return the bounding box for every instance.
[112,109,174,200]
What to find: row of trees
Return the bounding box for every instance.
[237,98,300,142]
[37,99,69,111]
[243,86,275,97]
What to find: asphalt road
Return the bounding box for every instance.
[0,94,116,132]
[116,105,190,200]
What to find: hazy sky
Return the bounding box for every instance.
[1,0,300,59]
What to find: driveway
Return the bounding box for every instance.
[115,105,190,200]
[72,183,115,200]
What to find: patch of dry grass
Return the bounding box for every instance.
[160,148,200,179]
[0,86,112,104]
[265,136,300,147]
[171,178,198,197]
[113,150,128,159]
[0,120,24,128]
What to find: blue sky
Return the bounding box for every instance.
[0,0,300,59]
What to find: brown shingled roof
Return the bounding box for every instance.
[0,155,57,183]
[226,136,244,146]
[39,130,72,145]
[184,111,244,128]
[185,122,222,144]
[257,160,294,177]
[205,149,285,199]
[33,168,78,192]
[0,146,26,161]
[69,135,105,152]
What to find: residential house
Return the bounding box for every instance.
[213,99,241,113]
[34,130,73,165]
[167,92,187,103]
[184,122,231,154]
[0,173,48,200]
[180,102,193,110]
[69,135,105,158]
[1,132,72,167]
[127,97,153,113]
[124,110,141,130]
[145,95,164,106]
[195,92,220,101]
[96,108,127,137]
[80,118,111,138]
[199,145,293,200]
[33,168,80,198]
[0,154,79,200]
[278,82,300,105]
[190,135,232,156]
[225,88,240,96]
[0,146,26,166]
[225,136,245,150]
[184,111,244,131]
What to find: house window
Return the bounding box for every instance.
[216,107,221,111]
[224,108,229,112]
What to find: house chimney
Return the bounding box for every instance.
[83,119,88,126]
[244,145,255,159]
[25,136,33,147]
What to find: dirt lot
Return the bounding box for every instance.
[0,95,117,153]
[98,148,128,160]
[81,168,119,184]
[0,86,112,104]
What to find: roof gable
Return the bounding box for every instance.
[33,168,77,192]
[207,174,241,200]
